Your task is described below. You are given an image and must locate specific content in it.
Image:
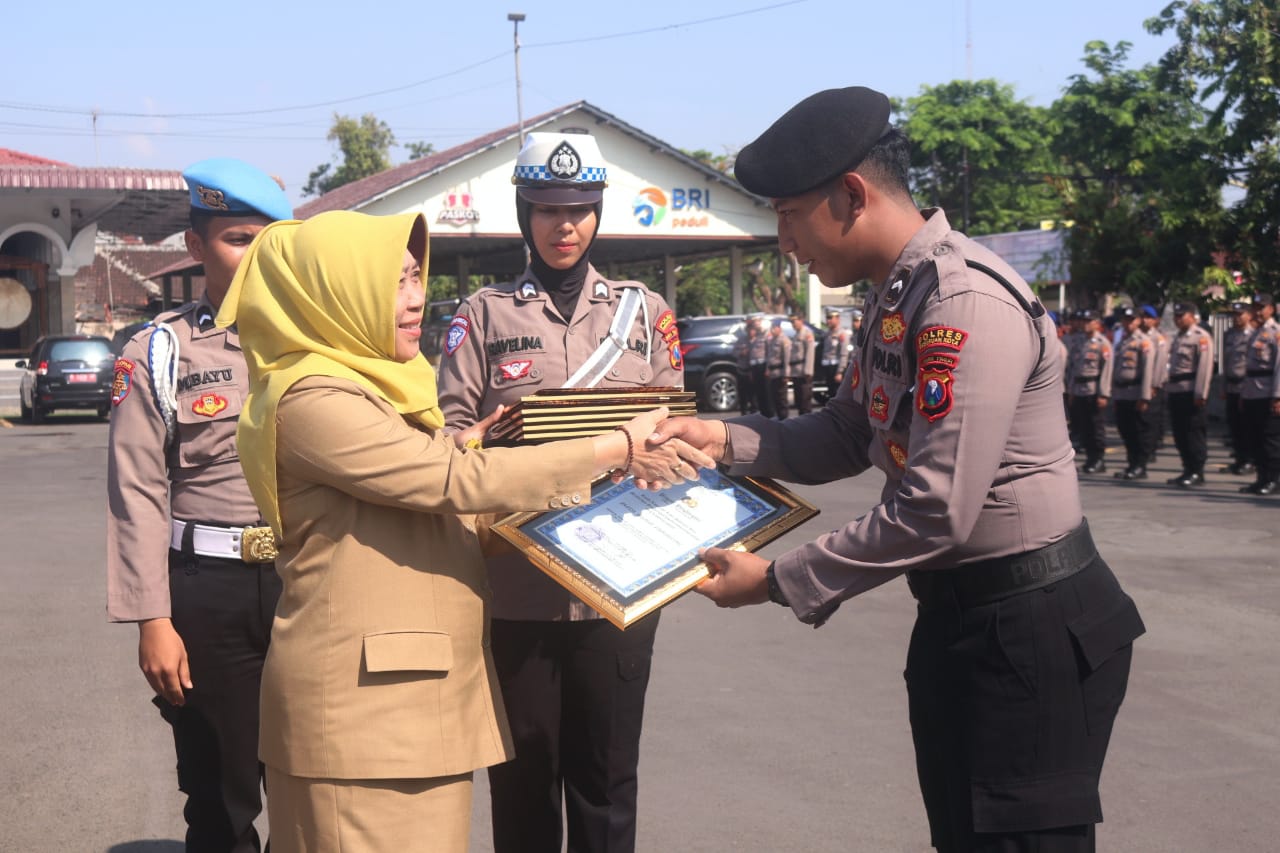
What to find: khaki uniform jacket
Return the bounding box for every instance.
[1223,325,1251,393]
[765,332,791,379]
[1111,330,1156,402]
[789,326,815,377]
[1241,318,1280,400]
[261,377,597,779]
[722,209,1080,625]
[435,264,683,621]
[107,297,260,621]
[1067,332,1113,398]
[1165,326,1213,399]
[819,327,852,374]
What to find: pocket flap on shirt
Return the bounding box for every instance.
[363,631,454,673]
[1067,594,1145,672]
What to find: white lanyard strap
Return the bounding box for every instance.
[563,287,649,388]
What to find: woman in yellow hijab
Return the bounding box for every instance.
[218,210,707,853]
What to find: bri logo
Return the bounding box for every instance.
[633,187,667,227]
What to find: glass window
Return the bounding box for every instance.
[47,339,113,364]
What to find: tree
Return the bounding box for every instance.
[1048,41,1225,307]
[405,141,436,161]
[897,80,1062,235]
[303,113,397,197]
[1147,0,1280,286]
[682,148,735,175]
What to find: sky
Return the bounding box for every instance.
[4,0,1178,208]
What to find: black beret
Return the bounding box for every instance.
[1077,308,1098,321]
[1172,301,1199,316]
[734,87,892,198]
[1253,293,1274,306]
[1116,306,1137,319]
[1230,300,1251,312]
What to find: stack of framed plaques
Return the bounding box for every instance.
[491,470,819,629]
[485,386,697,446]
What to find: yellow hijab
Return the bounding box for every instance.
[216,210,444,536]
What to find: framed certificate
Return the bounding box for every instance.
[489,469,819,629]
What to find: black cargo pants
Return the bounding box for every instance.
[905,555,1144,853]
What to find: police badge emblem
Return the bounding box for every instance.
[547,142,581,180]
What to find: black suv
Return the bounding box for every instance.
[677,314,825,412]
[16,334,115,423]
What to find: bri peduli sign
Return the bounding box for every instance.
[632,186,714,228]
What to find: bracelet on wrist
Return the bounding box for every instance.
[613,425,634,477]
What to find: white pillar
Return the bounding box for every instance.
[663,255,677,310]
[729,246,743,314]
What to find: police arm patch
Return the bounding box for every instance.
[111,358,135,406]
[917,366,955,422]
[444,316,470,355]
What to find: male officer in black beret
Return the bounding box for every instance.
[653,86,1143,853]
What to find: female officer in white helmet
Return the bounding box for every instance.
[435,131,685,853]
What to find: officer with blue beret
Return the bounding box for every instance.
[654,86,1144,852]
[108,158,292,853]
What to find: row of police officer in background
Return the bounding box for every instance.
[1060,295,1280,494]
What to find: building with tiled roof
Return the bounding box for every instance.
[0,149,189,355]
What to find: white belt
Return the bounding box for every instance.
[170,519,278,563]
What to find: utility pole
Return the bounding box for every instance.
[508,13,526,147]
[962,0,972,231]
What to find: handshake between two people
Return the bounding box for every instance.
[453,408,773,609]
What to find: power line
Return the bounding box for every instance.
[524,0,808,48]
[0,1,808,122]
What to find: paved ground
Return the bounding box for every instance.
[1,412,1277,852]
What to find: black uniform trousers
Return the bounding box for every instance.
[1240,397,1280,485]
[817,364,840,405]
[750,364,774,417]
[1167,391,1207,476]
[737,367,756,415]
[1113,400,1148,470]
[770,376,790,420]
[792,372,814,415]
[1143,389,1165,460]
[1224,391,1246,464]
[1067,395,1106,465]
[905,552,1144,853]
[158,550,280,853]
[488,613,659,853]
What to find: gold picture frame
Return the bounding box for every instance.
[490,470,819,629]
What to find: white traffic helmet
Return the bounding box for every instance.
[512,131,608,204]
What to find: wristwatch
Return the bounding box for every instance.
[765,562,789,607]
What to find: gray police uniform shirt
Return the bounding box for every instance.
[1149,329,1170,390]
[436,263,683,621]
[1223,326,1250,394]
[1165,325,1213,399]
[722,209,1080,625]
[1241,317,1280,400]
[1111,329,1155,402]
[107,297,259,621]
[1067,332,1112,398]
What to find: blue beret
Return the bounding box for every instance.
[735,87,892,198]
[1140,304,1158,318]
[183,158,293,222]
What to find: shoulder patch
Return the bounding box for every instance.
[444,316,470,355]
[916,326,968,353]
[917,366,955,422]
[111,358,135,406]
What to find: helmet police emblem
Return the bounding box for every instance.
[547,142,581,180]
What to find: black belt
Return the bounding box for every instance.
[1246,368,1274,377]
[906,520,1097,609]
[1168,372,1195,382]
[1113,379,1136,388]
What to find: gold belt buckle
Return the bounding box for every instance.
[240,526,279,563]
